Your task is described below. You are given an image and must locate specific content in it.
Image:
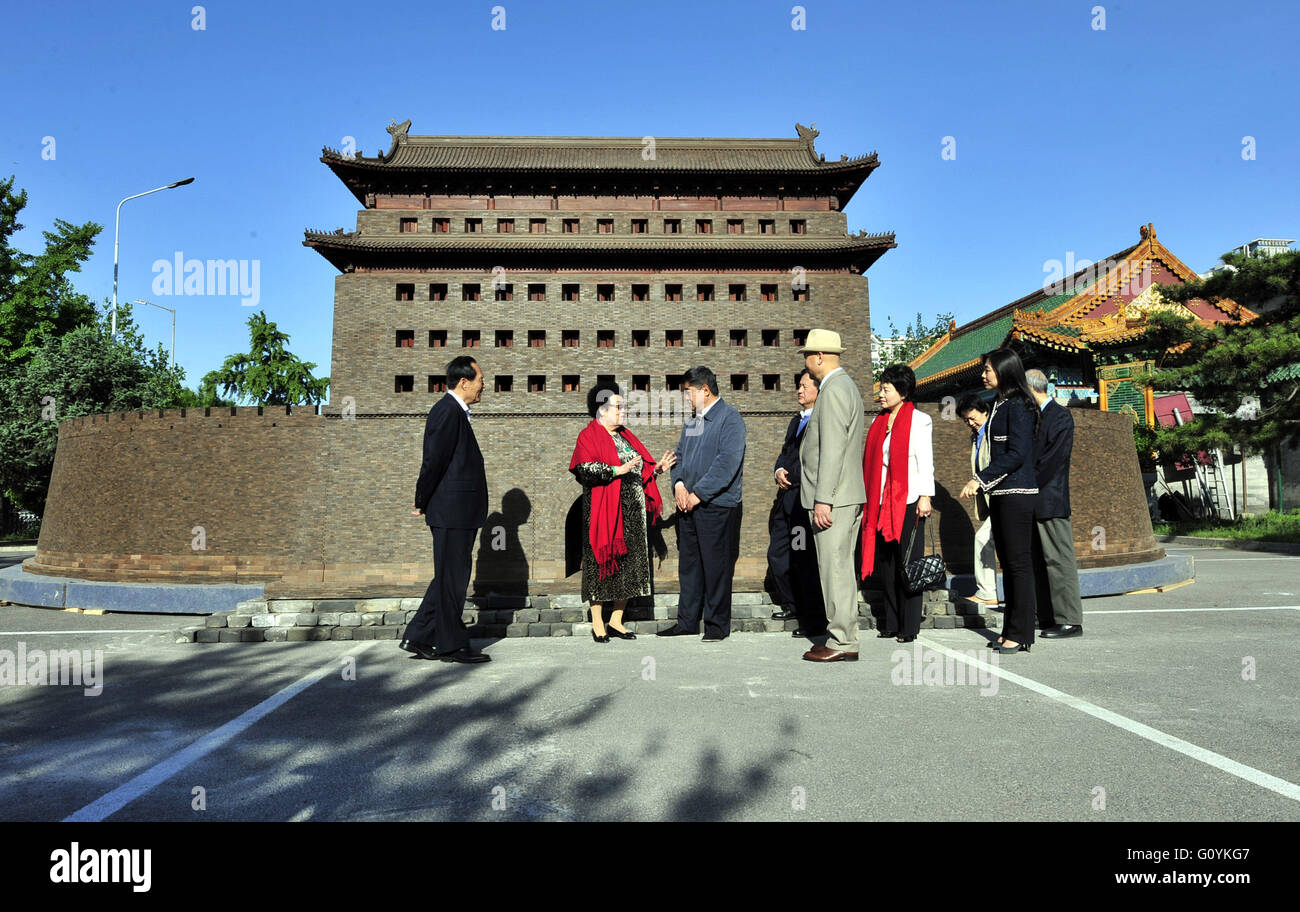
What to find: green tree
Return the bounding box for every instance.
[0,301,187,515]
[1145,249,1300,460]
[871,311,955,374]
[0,176,100,365]
[201,310,329,405]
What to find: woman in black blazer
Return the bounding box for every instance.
[959,349,1040,654]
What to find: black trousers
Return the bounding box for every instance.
[677,502,741,637]
[403,525,478,652]
[874,500,925,639]
[989,494,1038,645]
[767,495,826,633]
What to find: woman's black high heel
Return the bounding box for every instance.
[994,640,1028,654]
[606,625,636,640]
[877,630,898,638]
[896,635,916,643]
[591,628,610,643]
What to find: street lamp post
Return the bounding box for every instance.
[134,299,176,373]
[112,177,195,338]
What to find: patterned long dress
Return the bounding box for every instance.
[571,431,653,603]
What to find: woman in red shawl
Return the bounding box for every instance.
[569,391,677,643]
[860,364,935,643]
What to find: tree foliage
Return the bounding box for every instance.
[0,175,101,365]
[872,311,955,374]
[1146,250,1300,457]
[0,302,188,514]
[201,310,329,405]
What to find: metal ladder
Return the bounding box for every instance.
[1172,407,1235,521]
[1201,449,1235,521]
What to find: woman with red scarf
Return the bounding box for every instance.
[569,391,677,643]
[861,364,934,642]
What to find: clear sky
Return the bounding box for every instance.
[4,0,1296,395]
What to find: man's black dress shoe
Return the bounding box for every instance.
[792,628,828,638]
[399,639,438,660]
[656,625,697,637]
[438,647,491,664]
[1041,624,1083,638]
[771,608,797,620]
[701,632,727,642]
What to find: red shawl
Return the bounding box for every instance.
[860,401,914,579]
[569,420,664,579]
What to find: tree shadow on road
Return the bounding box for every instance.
[0,639,804,822]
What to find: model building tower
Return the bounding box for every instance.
[306,120,894,416]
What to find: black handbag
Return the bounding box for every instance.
[901,516,945,595]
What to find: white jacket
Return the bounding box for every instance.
[877,408,935,505]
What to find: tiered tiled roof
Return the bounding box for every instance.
[321,121,880,204]
[303,229,897,273]
[909,225,1257,393]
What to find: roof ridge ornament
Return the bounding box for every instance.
[796,122,820,162]
[384,119,412,159]
[1140,222,1156,241]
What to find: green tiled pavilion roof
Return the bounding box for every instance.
[913,315,1015,381]
[1041,323,1085,338]
[1022,291,1081,314]
[1264,362,1300,385]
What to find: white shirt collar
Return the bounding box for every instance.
[821,367,844,384]
[698,397,719,419]
[450,390,471,414]
[798,407,813,419]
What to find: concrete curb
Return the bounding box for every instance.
[0,564,264,614]
[1155,535,1300,555]
[948,552,1195,600]
[2,552,1198,645]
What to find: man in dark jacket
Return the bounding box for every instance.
[401,356,492,663]
[1026,370,1083,638]
[659,366,746,641]
[768,369,826,637]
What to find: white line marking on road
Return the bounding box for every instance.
[1191,557,1300,561]
[0,629,173,636]
[920,639,1300,804]
[1085,606,1300,615]
[63,642,375,822]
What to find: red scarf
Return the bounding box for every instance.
[569,420,664,579]
[860,402,914,579]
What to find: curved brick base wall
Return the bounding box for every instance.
[29,404,1161,593]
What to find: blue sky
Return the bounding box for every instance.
[4,0,1296,394]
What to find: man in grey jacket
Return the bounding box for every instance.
[1026,369,1083,638]
[659,366,746,642]
[798,330,867,662]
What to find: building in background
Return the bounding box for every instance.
[302,120,895,587]
[906,224,1257,425]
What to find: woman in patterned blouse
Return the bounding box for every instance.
[569,393,677,642]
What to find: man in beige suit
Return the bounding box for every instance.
[798,329,867,662]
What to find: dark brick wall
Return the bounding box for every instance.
[32,403,1158,591]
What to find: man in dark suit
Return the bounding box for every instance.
[1026,369,1083,638]
[768,368,826,637]
[658,365,746,642]
[400,356,492,664]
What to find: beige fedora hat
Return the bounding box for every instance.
[798,328,844,354]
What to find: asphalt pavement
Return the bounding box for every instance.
[0,543,1296,822]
